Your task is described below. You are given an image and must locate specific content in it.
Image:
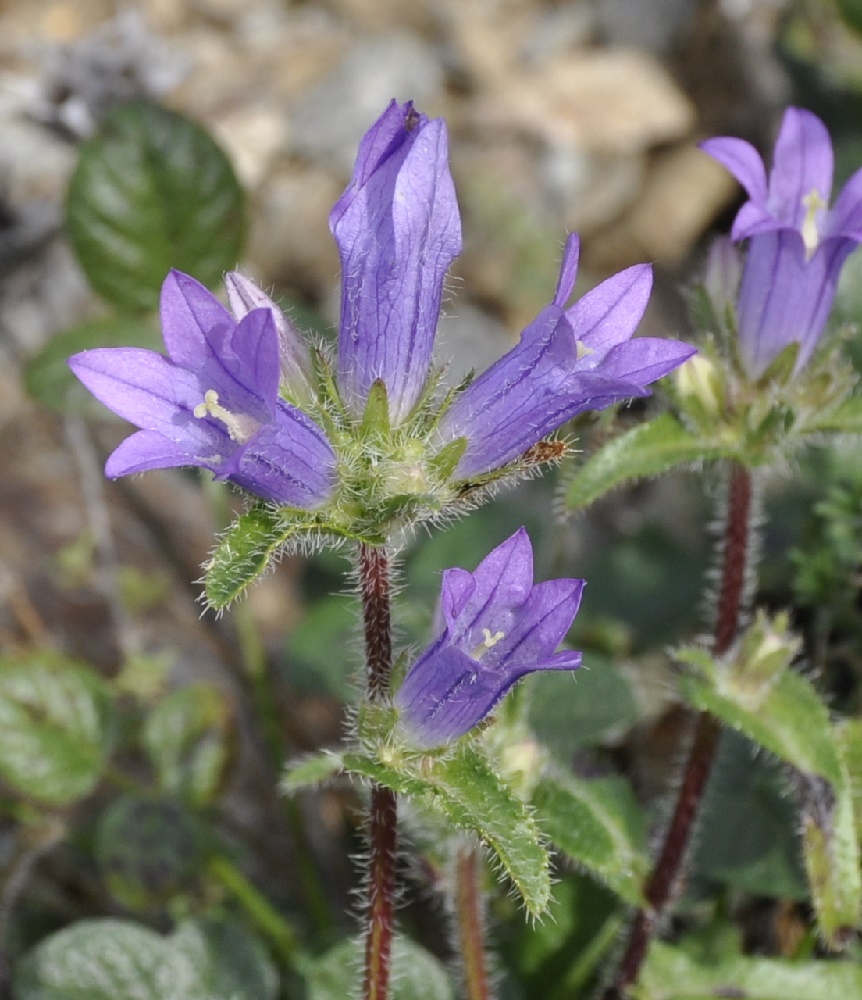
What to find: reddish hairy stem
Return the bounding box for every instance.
[455,847,493,1000]
[603,464,753,999]
[359,543,397,1000]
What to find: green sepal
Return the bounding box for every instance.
[204,507,303,610]
[678,662,842,786]
[359,378,391,439]
[835,720,862,840]
[282,752,345,794]
[341,743,551,917]
[532,772,648,906]
[639,940,862,1000]
[429,436,468,480]
[564,413,736,512]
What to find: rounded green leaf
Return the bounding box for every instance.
[142,684,233,807]
[306,936,453,1000]
[96,796,202,910]
[66,101,246,312]
[0,653,114,806]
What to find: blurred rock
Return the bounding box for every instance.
[290,34,445,173]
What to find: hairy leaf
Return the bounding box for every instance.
[532,773,648,905]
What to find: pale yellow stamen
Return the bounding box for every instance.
[193,389,259,443]
[801,189,827,259]
[470,628,506,661]
[576,341,594,361]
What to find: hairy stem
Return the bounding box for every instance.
[455,847,493,1000]
[359,543,397,1000]
[604,463,753,999]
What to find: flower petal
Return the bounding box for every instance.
[597,338,696,384]
[826,164,862,241]
[737,229,854,376]
[700,136,768,204]
[553,233,581,307]
[767,107,833,228]
[568,264,653,358]
[492,578,585,664]
[217,401,338,508]
[105,430,204,477]
[159,270,232,368]
[330,102,462,423]
[68,348,219,450]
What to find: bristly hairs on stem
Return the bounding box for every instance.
[452,842,497,1000]
[602,462,757,999]
[358,542,399,1000]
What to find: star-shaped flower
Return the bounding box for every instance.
[438,234,695,478]
[702,107,862,377]
[69,270,337,508]
[394,528,584,748]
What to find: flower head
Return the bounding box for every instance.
[702,107,862,377]
[394,528,584,748]
[331,100,461,425]
[69,270,337,508]
[438,234,695,478]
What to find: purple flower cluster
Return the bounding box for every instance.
[395,528,583,748]
[69,100,692,509]
[703,107,862,378]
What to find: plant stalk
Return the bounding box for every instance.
[604,462,753,998]
[359,543,397,1000]
[455,846,493,1000]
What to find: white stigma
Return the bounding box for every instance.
[193,389,260,443]
[801,189,827,259]
[576,341,594,362]
[470,628,506,661]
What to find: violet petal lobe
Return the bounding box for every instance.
[699,136,768,206]
[330,100,462,424]
[767,107,833,229]
[826,164,862,240]
[159,269,233,369]
[395,528,584,749]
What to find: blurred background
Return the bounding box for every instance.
[1,0,862,996]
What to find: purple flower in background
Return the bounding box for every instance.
[702,107,862,377]
[395,528,584,748]
[331,100,461,425]
[438,234,695,479]
[68,271,337,508]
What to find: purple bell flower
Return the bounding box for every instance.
[331,100,461,425]
[394,528,584,749]
[702,107,862,377]
[438,234,695,479]
[68,270,337,508]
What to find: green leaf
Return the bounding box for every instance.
[529,660,639,755]
[24,317,161,413]
[800,765,861,949]
[532,773,648,905]
[639,940,862,1000]
[0,652,114,806]
[96,796,201,910]
[564,413,735,512]
[14,917,277,1000]
[693,730,807,900]
[66,101,245,312]
[678,668,842,786]
[282,752,345,793]
[343,743,551,916]
[142,683,232,807]
[205,508,301,609]
[305,935,453,1000]
[170,918,278,1000]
